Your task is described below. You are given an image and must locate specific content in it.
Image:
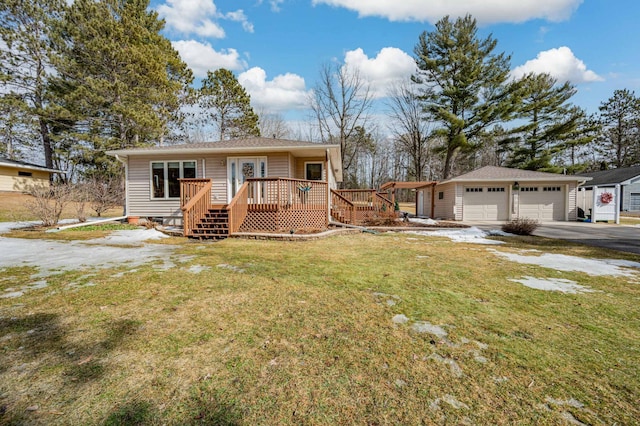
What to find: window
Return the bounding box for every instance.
[487,187,505,192]
[438,191,444,200]
[151,161,196,199]
[18,171,33,177]
[520,187,538,192]
[465,187,483,193]
[543,186,561,192]
[305,162,323,181]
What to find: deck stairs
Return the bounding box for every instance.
[190,207,230,240]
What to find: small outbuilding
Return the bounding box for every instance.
[0,157,62,192]
[429,166,590,222]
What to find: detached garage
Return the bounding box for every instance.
[432,166,590,222]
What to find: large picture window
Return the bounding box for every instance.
[151,161,196,199]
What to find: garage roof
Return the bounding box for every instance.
[439,166,591,184]
[0,157,63,174]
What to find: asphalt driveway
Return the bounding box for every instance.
[469,221,640,255]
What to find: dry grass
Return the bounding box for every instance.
[0,232,639,424]
[0,192,122,222]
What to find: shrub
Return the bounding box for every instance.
[25,183,72,227]
[502,218,539,235]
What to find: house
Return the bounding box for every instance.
[423,166,590,222]
[0,157,62,192]
[107,137,395,238]
[577,166,640,213]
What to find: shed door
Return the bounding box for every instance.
[462,186,508,221]
[518,186,565,221]
[417,190,424,216]
[630,193,640,211]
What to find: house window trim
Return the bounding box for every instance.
[149,160,197,200]
[304,161,324,181]
[18,171,33,177]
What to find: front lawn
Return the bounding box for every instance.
[0,232,638,424]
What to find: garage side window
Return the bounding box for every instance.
[465,187,483,192]
[520,187,538,192]
[543,186,561,192]
[438,192,444,200]
[487,187,505,192]
[151,161,197,199]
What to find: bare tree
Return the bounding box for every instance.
[386,81,434,181]
[256,108,291,139]
[310,63,373,186]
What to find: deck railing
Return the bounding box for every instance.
[330,189,355,224]
[331,189,395,223]
[227,182,249,234]
[180,178,212,237]
[229,178,328,232]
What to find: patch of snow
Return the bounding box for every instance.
[394,379,407,388]
[430,394,469,410]
[559,411,587,426]
[216,263,245,273]
[0,235,178,279]
[509,276,596,294]
[427,353,464,377]
[392,314,409,324]
[408,227,506,245]
[410,218,438,225]
[545,397,585,409]
[85,228,169,245]
[411,321,448,338]
[489,249,639,277]
[187,264,210,274]
[0,219,76,234]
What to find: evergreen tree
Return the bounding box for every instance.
[0,0,65,168]
[198,69,260,140]
[597,89,640,168]
[504,73,593,172]
[413,14,516,179]
[53,0,193,178]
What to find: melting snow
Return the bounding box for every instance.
[489,249,640,277]
[410,218,439,225]
[84,228,169,245]
[408,227,507,244]
[509,276,596,294]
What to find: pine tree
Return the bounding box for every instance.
[0,0,65,168]
[413,14,516,179]
[597,89,640,168]
[505,73,593,172]
[53,0,193,177]
[198,69,260,140]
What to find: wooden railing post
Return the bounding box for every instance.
[180,179,212,237]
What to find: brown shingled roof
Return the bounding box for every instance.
[440,166,590,183]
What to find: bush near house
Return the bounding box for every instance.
[502,218,540,235]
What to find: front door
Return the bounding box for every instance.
[227,157,266,202]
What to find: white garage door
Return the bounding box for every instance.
[518,186,565,221]
[463,186,508,220]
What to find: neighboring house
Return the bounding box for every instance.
[424,166,590,221]
[577,166,640,213]
[107,137,386,238]
[0,157,62,192]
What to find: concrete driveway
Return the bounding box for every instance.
[468,221,640,255]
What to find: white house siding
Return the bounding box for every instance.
[267,152,290,177]
[417,187,433,217]
[127,154,206,218]
[433,182,457,220]
[205,155,227,203]
[0,166,51,192]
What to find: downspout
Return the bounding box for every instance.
[114,154,129,216]
[431,182,436,219]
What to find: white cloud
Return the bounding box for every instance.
[172,40,247,77]
[157,0,253,37]
[238,67,312,111]
[510,46,603,83]
[312,0,582,24]
[343,47,416,98]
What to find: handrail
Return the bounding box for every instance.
[180,179,212,237]
[227,182,249,234]
[331,189,355,224]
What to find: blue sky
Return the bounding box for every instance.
[151,0,640,127]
